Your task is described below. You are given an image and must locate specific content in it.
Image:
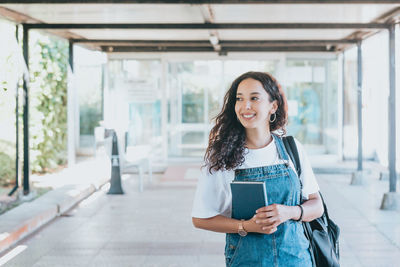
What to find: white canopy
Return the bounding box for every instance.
[0,2,399,53]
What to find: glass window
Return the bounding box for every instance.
[75,47,105,153]
[108,59,162,160]
[223,60,277,90]
[285,59,338,153]
[167,60,277,158]
[167,61,222,157]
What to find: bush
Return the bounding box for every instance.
[29,33,68,173]
[80,105,102,135]
[0,152,15,187]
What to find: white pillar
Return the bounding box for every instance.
[67,42,76,166]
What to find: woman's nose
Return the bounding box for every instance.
[245,101,251,109]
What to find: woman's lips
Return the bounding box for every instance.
[242,113,256,120]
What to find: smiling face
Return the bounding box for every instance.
[234,78,277,130]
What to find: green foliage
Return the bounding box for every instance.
[80,105,102,135]
[0,152,15,186]
[1,53,13,92]
[0,140,15,187]
[182,91,204,123]
[30,35,68,173]
[1,81,7,91]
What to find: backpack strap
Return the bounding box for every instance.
[283,136,331,223]
[282,136,302,178]
[282,135,305,204]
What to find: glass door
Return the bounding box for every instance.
[284,59,338,154]
[108,59,162,161]
[167,61,222,157]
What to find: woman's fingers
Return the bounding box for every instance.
[254,210,276,219]
[263,226,277,234]
[255,218,275,226]
[256,204,278,214]
[262,222,279,231]
[253,204,288,232]
[256,206,272,213]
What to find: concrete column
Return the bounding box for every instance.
[339,52,345,161]
[22,24,30,195]
[381,24,399,210]
[161,57,168,163]
[351,41,366,185]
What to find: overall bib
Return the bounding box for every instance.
[225,135,312,267]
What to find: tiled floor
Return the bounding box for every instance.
[1,164,400,267]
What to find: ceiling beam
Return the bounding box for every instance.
[199,4,221,52]
[75,40,213,46]
[24,22,388,30]
[73,39,358,46]
[0,7,85,39]
[2,0,400,4]
[102,45,335,53]
[373,7,400,23]
[0,6,41,24]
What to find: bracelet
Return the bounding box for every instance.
[295,204,303,222]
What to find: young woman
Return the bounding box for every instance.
[191,71,324,267]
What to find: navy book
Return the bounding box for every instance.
[230,181,268,220]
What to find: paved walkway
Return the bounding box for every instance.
[1,160,400,266]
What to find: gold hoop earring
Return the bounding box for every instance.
[269,113,276,123]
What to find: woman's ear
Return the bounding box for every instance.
[271,100,278,113]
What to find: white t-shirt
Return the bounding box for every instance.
[191,138,319,219]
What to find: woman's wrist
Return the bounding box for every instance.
[242,219,252,233]
[290,205,303,221]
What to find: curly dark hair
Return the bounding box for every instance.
[204,71,288,173]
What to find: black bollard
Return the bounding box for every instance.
[107,130,124,194]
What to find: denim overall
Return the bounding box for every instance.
[225,134,312,267]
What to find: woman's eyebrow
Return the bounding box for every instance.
[236,92,261,95]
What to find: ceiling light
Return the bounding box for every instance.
[209,35,219,46]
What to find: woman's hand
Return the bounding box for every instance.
[243,217,278,235]
[253,204,300,232]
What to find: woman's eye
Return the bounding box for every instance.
[236,97,242,101]
[251,97,259,101]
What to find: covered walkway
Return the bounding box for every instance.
[0,1,398,206]
[1,156,400,267]
[0,2,399,267]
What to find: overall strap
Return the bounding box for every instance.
[272,134,290,163]
[282,136,303,203]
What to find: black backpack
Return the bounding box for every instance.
[283,136,340,267]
